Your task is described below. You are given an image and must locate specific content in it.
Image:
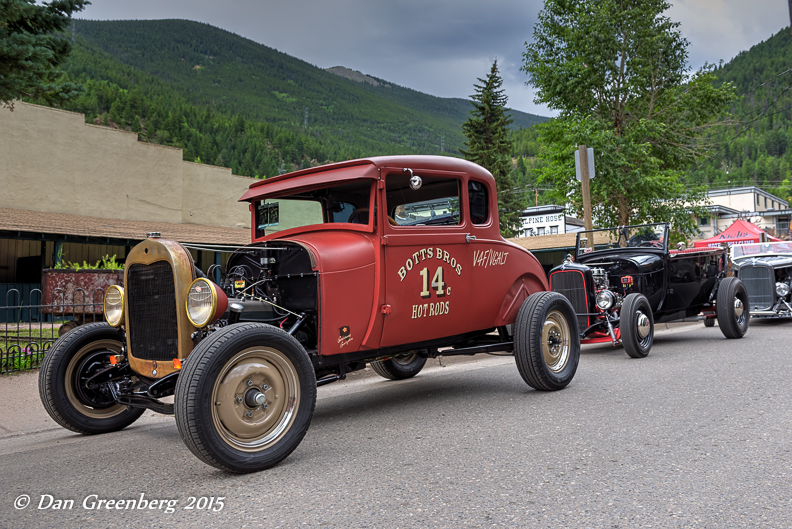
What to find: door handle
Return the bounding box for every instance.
[466,234,477,243]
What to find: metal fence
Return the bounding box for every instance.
[0,287,106,374]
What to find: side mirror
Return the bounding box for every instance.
[403,168,422,190]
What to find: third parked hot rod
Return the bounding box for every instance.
[549,223,749,358]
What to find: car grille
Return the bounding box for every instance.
[739,265,774,311]
[127,262,179,361]
[550,270,590,330]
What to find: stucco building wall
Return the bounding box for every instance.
[0,103,252,228]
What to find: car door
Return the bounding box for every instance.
[379,170,472,348]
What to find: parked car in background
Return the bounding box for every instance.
[548,223,749,358]
[731,241,792,318]
[39,156,581,474]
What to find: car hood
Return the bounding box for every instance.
[577,250,663,273]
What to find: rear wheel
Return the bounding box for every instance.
[175,323,316,473]
[38,322,144,434]
[716,277,750,339]
[514,292,580,391]
[370,352,426,380]
[621,293,654,358]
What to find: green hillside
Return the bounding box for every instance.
[689,27,792,202]
[43,19,545,178]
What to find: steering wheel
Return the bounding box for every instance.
[639,241,662,248]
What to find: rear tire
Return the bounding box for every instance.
[514,292,580,391]
[621,293,654,358]
[716,277,750,339]
[370,352,426,380]
[38,322,144,434]
[175,323,316,473]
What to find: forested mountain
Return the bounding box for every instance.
[40,19,545,179]
[511,27,792,207]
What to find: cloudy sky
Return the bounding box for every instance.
[79,0,789,117]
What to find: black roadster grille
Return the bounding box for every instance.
[739,265,774,310]
[127,262,179,361]
[550,270,590,330]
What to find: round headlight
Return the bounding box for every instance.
[186,278,220,327]
[104,285,125,327]
[596,290,615,310]
[776,282,790,298]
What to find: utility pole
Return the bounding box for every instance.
[578,145,593,231]
[535,188,538,207]
[789,0,792,38]
[440,135,445,153]
[304,108,308,128]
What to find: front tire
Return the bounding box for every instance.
[38,322,144,434]
[717,277,750,339]
[370,352,426,380]
[703,317,715,327]
[621,293,654,358]
[514,292,580,391]
[175,323,316,473]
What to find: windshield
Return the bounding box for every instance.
[732,241,792,259]
[577,224,668,256]
[254,179,373,238]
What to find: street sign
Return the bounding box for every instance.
[575,148,595,181]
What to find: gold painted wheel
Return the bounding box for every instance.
[541,310,571,373]
[211,346,300,452]
[64,339,127,419]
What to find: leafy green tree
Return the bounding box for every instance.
[522,0,736,236]
[461,60,522,237]
[0,0,89,109]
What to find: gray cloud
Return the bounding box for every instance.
[80,0,789,117]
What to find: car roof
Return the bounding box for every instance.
[238,155,494,202]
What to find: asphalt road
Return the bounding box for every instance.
[1,320,791,528]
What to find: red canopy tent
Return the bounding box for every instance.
[693,219,782,248]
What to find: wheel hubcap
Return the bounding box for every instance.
[542,310,570,373]
[636,312,651,339]
[212,347,299,452]
[734,298,744,319]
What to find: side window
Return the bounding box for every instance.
[386,173,461,226]
[468,180,489,225]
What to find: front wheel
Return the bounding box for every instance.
[717,277,750,339]
[514,292,580,391]
[621,293,654,358]
[38,322,144,434]
[370,352,426,380]
[175,323,316,473]
[703,317,715,328]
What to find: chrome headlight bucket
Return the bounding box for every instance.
[596,290,616,311]
[104,285,125,327]
[186,277,228,328]
[776,282,790,298]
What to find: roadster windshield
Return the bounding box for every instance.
[732,241,792,260]
[577,224,668,256]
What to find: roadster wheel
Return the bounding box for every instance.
[370,352,427,380]
[716,277,750,339]
[38,323,144,434]
[175,323,316,473]
[514,291,580,391]
[621,293,654,358]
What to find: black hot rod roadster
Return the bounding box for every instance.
[549,223,749,358]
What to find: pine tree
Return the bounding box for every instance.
[0,0,89,109]
[460,60,522,237]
